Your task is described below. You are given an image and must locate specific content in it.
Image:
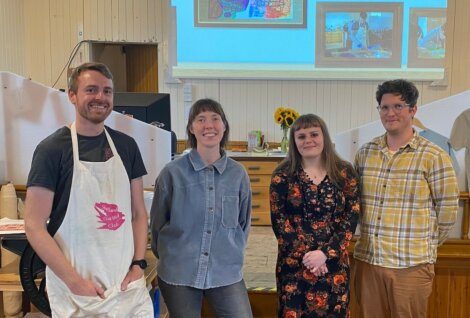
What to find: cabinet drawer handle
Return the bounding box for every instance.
[252,204,261,209]
[248,166,261,170]
[251,217,260,221]
[252,191,261,196]
[250,177,260,182]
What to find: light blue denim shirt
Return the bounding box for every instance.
[150,149,252,289]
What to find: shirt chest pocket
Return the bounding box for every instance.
[222,195,239,229]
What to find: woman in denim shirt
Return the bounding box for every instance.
[150,98,253,318]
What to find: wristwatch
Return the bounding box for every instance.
[130,259,148,270]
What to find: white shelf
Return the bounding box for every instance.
[172,62,444,81]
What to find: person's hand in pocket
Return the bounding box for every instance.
[120,266,144,291]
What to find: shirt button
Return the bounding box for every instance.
[377,217,381,220]
[209,186,214,190]
[207,230,211,234]
[203,252,209,256]
[209,208,213,212]
[375,233,378,237]
[387,169,391,172]
[383,184,386,188]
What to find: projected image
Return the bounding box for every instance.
[194,0,306,28]
[316,3,403,67]
[326,11,394,58]
[408,8,446,68]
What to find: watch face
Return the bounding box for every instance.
[132,260,148,269]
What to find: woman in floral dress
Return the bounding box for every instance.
[270,114,360,318]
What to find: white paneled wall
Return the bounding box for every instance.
[0,0,24,75]
[21,0,163,89]
[162,79,451,143]
[1,0,470,144]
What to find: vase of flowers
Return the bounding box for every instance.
[274,106,300,153]
[280,127,289,153]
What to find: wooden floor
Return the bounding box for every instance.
[1,226,468,317]
[242,226,278,318]
[203,226,278,318]
[243,226,277,291]
[203,227,470,318]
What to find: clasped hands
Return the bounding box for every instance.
[302,250,328,277]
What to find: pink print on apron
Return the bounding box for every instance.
[95,202,125,230]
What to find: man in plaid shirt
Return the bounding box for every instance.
[353,79,459,318]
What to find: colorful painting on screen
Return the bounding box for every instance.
[315,2,403,68]
[408,8,446,67]
[195,0,306,28]
[324,11,394,59]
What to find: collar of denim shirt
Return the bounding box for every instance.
[188,148,227,174]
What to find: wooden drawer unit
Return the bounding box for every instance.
[252,197,270,213]
[251,186,269,200]
[248,175,272,186]
[249,212,271,225]
[233,157,283,226]
[240,161,278,175]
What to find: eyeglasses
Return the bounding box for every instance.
[376,103,411,113]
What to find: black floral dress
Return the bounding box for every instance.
[270,164,360,318]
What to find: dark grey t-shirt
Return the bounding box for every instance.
[27,126,147,231]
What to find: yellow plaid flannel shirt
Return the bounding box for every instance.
[354,131,459,268]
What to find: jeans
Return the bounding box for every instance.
[158,277,253,318]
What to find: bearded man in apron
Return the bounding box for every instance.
[24,62,153,317]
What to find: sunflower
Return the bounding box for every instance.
[274,107,285,124]
[274,106,300,130]
[284,114,295,127]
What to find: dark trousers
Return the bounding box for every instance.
[158,277,253,318]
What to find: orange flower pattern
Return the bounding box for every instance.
[270,165,360,317]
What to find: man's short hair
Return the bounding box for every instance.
[68,62,113,93]
[376,79,419,107]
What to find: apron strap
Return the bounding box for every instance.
[70,122,80,164]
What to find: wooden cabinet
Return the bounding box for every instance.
[232,156,283,226]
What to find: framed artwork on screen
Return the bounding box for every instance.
[315,2,403,68]
[194,0,306,28]
[408,8,446,68]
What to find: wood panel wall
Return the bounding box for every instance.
[2,0,470,141]
[450,0,470,94]
[20,0,163,89]
[164,78,455,143]
[0,0,24,75]
[126,45,158,92]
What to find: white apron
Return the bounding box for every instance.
[46,123,153,317]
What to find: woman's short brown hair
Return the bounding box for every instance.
[276,113,353,188]
[186,98,230,149]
